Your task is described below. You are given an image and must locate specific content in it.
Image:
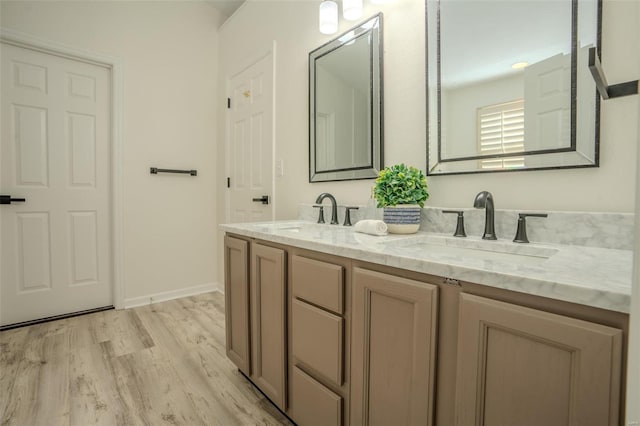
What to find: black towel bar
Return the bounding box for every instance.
[588,47,639,100]
[150,167,197,176]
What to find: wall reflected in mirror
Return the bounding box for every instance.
[310,14,383,182]
[426,0,600,175]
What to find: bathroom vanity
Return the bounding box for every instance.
[221,221,630,426]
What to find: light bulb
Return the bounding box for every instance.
[319,0,338,34]
[342,0,363,21]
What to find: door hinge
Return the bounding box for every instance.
[227,177,230,188]
[227,98,231,109]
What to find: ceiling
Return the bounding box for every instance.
[206,0,246,19]
[439,0,573,88]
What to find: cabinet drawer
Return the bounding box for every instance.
[292,255,344,314]
[291,366,342,426]
[292,299,343,386]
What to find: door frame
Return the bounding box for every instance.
[224,42,277,223]
[0,28,125,309]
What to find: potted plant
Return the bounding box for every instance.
[373,164,429,234]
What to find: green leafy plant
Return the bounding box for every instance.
[373,164,429,208]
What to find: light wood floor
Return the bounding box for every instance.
[0,292,293,426]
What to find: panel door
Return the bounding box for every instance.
[456,293,623,426]
[223,235,251,375]
[0,42,112,326]
[523,52,571,151]
[351,267,438,426]
[227,52,274,223]
[251,242,286,410]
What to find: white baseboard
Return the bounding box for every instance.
[123,282,222,309]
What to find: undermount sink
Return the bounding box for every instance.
[384,234,558,266]
[251,221,316,233]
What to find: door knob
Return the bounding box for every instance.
[0,195,26,205]
[252,195,270,205]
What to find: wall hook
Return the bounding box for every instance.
[588,47,639,100]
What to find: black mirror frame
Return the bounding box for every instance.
[425,0,602,176]
[309,13,384,182]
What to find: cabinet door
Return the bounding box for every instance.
[251,243,287,410]
[224,235,250,375]
[351,267,438,426]
[456,293,623,426]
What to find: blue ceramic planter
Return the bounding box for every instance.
[383,204,421,234]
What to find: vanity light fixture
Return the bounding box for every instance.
[319,0,386,35]
[511,61,529,69]
[343,0,363,20]
[319,0,339,34]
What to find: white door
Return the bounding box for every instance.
[0,42,112,326]
[227,52,274,223]
[523,52,571,151]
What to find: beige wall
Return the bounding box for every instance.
[218,0,427,221]
[218,0,639,217]
[1,1,223,304]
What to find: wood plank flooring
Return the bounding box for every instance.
[0,292,293,426]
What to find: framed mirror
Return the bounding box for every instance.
[426,0,601,175]
[309,14,383,182]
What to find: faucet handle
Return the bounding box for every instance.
[343,206,359,226]
[313,205,325,224]
[442,210,467,237]
[513,213,548,243]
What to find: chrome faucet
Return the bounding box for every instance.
[473,191,497,240]
[315,193,339,225]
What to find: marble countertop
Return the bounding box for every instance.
[220,220,633,313]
